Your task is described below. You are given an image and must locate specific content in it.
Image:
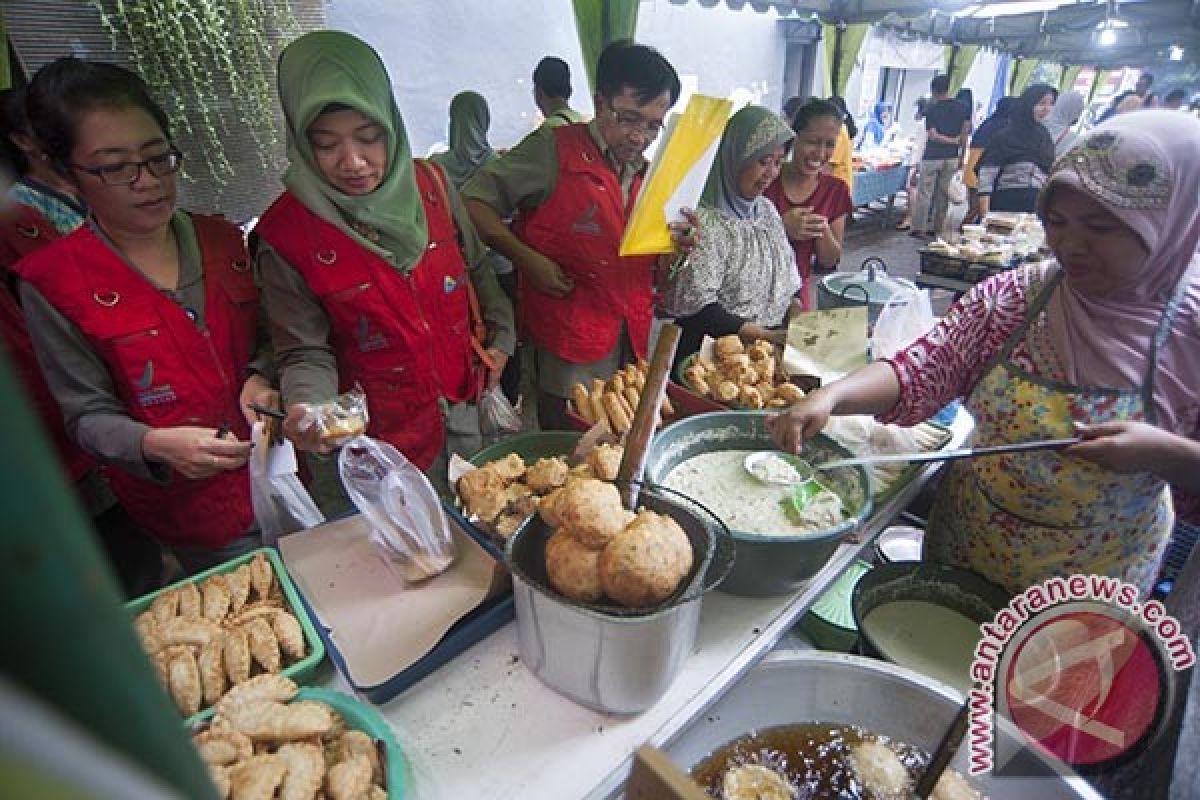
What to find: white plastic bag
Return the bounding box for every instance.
[249,422,325,545]
[478,385,522,444]
[947,169,967,205]
[338,436,456,583]
[870,288,935,361]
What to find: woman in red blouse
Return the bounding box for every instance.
[764,99,853,310]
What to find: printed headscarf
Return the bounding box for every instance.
[1038,110,1200,433]
[431,91,496,189]
[701,105,794,220]
[276,30,426,270]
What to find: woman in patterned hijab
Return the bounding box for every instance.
[662,105,799,365]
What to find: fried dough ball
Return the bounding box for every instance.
[544,529,604,603]
[458,469,508,523]
[721,764,795,800]
[567,462,596,481]
[739,385,764,410]
[487,453,527,483]
[747,340,774,363]
[931,769,983,800]
[538,488,565,528]
[504,484,538,518]
[848,739,911,800]
[525,457,569,493]
[555,479,627,549]
[721,353,752,372]
[494,513,526,541]
[599,511,693,607]
[716,381,740,404]
[587,443,624,482]
[774,383,805,405]
[714,334,745,359]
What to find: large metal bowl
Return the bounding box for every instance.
[644,411,872,596]
[662,650,1101,799]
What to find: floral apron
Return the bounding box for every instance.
[926,268,1184,596]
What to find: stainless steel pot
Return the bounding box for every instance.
[817,257,918,331]
[662,651,1102,799]
[644,411,872,596]
[506,484,734,714]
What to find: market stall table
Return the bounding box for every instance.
[850,163,910,228]
[320,410,971,800]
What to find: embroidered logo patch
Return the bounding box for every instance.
[135,360,154,391]
[444,274,459,294]
[571,202,602,236]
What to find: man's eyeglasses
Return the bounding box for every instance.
[71,148,184,186]
[606,108,664,139]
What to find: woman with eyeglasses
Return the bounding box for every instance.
[12,58,276,574]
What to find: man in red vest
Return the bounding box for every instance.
[466,42,681,430]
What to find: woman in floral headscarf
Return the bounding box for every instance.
[661,104,799,365]
[771,110,1200,596]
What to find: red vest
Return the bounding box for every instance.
[0,202,94,482]
[12,215,258,549]
[512,124,657,363]
[253,162,478,471]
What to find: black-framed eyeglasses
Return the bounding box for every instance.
[71,148,184,186]
[606,108,664,139]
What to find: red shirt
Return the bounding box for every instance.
[764,172,852,309]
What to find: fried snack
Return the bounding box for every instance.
[587,443,624,482]
[209,765,232,800]
[486,453,526,483]
[248,553,274,600]
[545,529,605,603]
[684,364,711,397]
[774,383,805,405]
[194,729,254,766]
[272,611,306,661]
[493,512,525,541]
[135,612,162,655]
[622,386,641,415]
[747,340,774,362]
[226,566,252,614]
[716,380,740,404]
[932,770,984,800]
[228,604,283,627]
[224,627,252,685]
[167,648,203,716]
[326,753,373,800]
[767,396,790,408]
[588,390,611,433]
[230,754,287,800]
[599,511,693,608]
[848,739,911,798]
[571,383,593,423]
[366,784,388,800]
[150,588,181,625]
[244,617,282,674]
[602,391,631,434]
[739,385,764,410]
[215,674,298,719]
[660,392,675,416]
[568,462,595,480]
[178,581,202,619]
[756,383,776,404]
[202,575,232,623]
[555,479,627,549]
[335,730,383,785]
[276,742,325,800]
[224,700,334,742]
[160,617,223,648]
[296,699,346,739]
[758,355,777,383]
[714,333,744,359]
[504,483,538,518]
[525,457,569,493]
[721,764,794,800]
[537,489,565,528]
[199,633,228,707]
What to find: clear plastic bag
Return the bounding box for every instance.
[295,386,370,448]
[248,422,325,545]
[338,436,456,583]
[478,385,523,443]
[870,288,935,361]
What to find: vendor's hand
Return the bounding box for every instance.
[667,208,701,254]
[765,390,836,454]
[238,372,280,428]
[520,252,574,297]
[739,323,785,347]
[283,403,333,455]
[142,426,252,480]
[484,348,509,390]
[1067,420,1175,475]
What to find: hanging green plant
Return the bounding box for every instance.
[90,0,298,187]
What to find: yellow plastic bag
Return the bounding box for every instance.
[619,94,732,256]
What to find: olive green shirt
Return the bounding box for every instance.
[463,119,646,215]
[541,105,586,129]
[19,212,274,481]
[257,171,516,409]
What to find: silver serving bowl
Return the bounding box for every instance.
[644,411,872,596]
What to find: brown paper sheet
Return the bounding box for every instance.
[784,307,869,381]
[278,514,506,687]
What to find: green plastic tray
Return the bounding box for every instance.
[125,546,326,724]
[292,687,408,799]
[468,431,583,467]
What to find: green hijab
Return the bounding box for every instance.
[700,104,794,220]
[277,30,426,270]
[431,91,496,189]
